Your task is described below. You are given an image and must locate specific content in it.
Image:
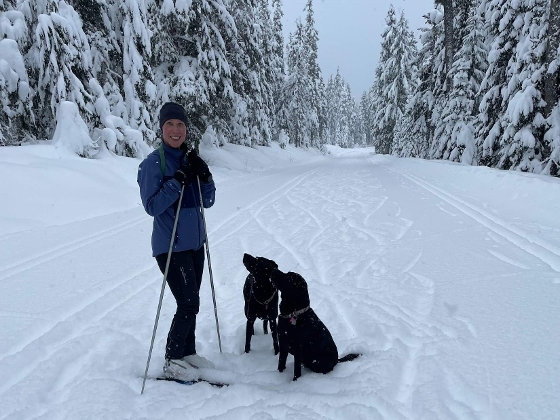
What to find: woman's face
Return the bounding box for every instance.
[162,119,187,149]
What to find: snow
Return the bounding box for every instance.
[51,101,95,157]
[1,142,559,420]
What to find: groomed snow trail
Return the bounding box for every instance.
[0,153,558,420]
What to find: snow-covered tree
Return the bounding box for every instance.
[495,0,548,172]
[284,20,316,148]
[284,24,305,147]
[256,0,275,145]
[228,0,265,146]
[350,98,366,147]
[397,9,443,158]
[69,0,148,157]
[0,2,34,145]
[359,91,373,146]
[119,0,156,145]
[24,0,95,145]
[51,100,94,156]
[317,75,328,147]
[304,0,320,147]
[476,0,548,172]
[271,0,287,142]
[150,0,235,148]
[432,2,487,164]
[371,7,417,154]
[324,69,358,148]
[543,0,560,176]
[225,0,276,146]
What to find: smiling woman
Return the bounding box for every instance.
[137,100,217,383]
[159,102,189,149]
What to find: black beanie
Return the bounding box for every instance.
[159,102,189,130]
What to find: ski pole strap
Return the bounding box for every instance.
[158,144,166,175]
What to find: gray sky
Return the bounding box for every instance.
[281,0,436,98]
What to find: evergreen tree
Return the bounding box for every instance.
[432,2,486,164]
[543,0,560,175]
[371,5,397,154]
[284,20,316,148]
[360,92,372,146]
[271,0,287,142]
[304,0,320,147]
[496,0,548,172]
[71,0,148,157]
[119,0,156,145]
[0,1,34,145]
[371,7,416,154]
[455,0,475,46]
[476,0,548,171]
[339,81,353,148]
[398,9,443,158]
[350,97,366,147]
[284,23,305,147]
[325,70,341,145]
[324,69,358,148]
[150,0,235,148]
[227,0,270,146]
[317,75,328,148]
[24,0,96,150]
[256,0,275,145]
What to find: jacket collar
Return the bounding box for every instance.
[162,142,184,159]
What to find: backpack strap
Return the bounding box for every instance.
[158,144,165,175]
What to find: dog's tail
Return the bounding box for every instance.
[338,353,361,363]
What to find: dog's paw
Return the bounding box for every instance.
[278,365,285,373]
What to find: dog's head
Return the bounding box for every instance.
[243,253,278,281]
[270,270,310,314]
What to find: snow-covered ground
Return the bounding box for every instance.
[1,142,559,420]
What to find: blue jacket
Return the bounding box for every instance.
[137,143,216,257]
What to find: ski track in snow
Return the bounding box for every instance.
[0,211,147,282]
[0,171,310,359]
[1,155,558,420]
[392,170,560,272]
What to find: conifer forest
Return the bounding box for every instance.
[1,0,559,176]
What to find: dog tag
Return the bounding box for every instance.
[290,317,297,325]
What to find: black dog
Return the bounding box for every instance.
[242,254,279,354]
[244,254,359,380]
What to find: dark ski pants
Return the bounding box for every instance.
[155,247,205,360]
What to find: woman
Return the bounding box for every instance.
[137,102,216,381]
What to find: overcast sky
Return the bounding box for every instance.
[281,0,436,98]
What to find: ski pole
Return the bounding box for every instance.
[196,176,223,353]
[141,186,185,395]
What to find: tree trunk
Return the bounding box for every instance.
[545,0,560,116]
[436,0,455,86]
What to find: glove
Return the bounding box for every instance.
[188,149,212,182]
[173,164,193,186]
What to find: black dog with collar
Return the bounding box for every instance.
[242,254,279,354]
[243,254,354,381]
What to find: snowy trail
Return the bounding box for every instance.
[0,152,559,420]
